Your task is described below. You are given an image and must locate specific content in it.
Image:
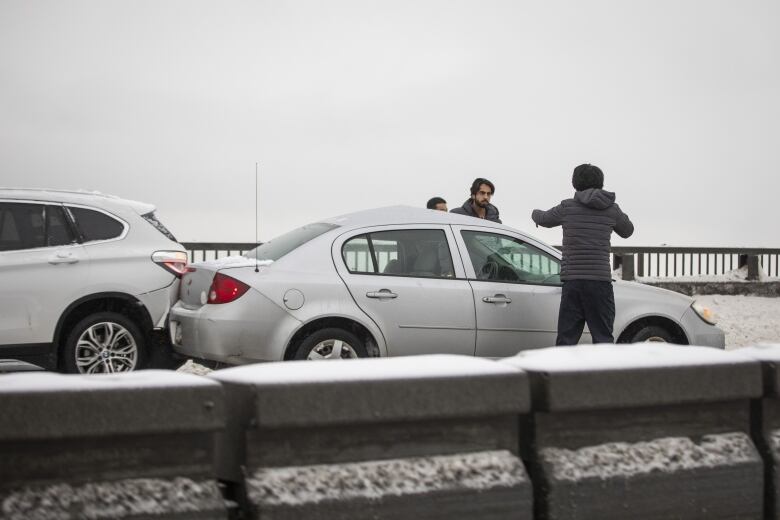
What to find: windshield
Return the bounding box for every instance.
[243,222,339,262]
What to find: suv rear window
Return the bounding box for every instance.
[142,212,178,242]
[243,223,339,262]
[68,207,125,242]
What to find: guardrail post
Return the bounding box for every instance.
[621,253,635,281]
[0,370,227,519]
[637,253,645,277]
[210,355,534,519]
[502,345,764,520]
[748,255,761,280]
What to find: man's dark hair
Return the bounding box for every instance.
[426,197,446,209]
[470,178,495,196]
[572,164,604,191]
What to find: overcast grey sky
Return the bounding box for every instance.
[1,0,778,246]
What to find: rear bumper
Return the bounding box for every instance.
[169,290,301,364]
[681,307,726,349]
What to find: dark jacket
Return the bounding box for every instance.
[450,199,502,223]
[532,189,633,281]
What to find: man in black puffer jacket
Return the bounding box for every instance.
[532,164,634,345]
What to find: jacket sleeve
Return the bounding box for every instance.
[531,203,564,228]
[613,205,634,238]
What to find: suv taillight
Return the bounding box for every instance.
[152,251,189,277]
[208,273,250,304]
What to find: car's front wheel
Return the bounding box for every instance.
[294,327,367,360]
[63,312,146,374]
[627,324,676,343]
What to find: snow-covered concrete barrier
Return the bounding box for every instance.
[502,344,764,520]
[0,370,227,520]
[735,344,780,520]
[208,354,533,519]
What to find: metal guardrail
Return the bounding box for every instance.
[181,242,258,263]
[609,247,780,279]
[182,242,780,280]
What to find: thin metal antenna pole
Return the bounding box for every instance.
[255,162,259,272]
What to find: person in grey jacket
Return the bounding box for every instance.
[450,178,502,223]
[532,164,634,345]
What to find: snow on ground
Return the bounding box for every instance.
[177,294,780,375]
[695,294,780,349]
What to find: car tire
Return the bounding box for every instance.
[294,327,368,360]
[627,325,676,343]
[62,312,146,374]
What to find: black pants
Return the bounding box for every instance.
[556,280,615,346]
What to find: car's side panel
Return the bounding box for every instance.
[331,225,476,357]
[451,224,585,355]
[0,242,90,344]
[223,266,390,359]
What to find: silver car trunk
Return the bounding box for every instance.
[178,256,263,309]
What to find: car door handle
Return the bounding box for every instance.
[483,295,512,304]
[366,290,398,299]
[48,252,79,264]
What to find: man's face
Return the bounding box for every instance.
[473,184,493,208]
[434,202,448,212]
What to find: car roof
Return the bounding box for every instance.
[322,205,511,231]
[0,188,156,215]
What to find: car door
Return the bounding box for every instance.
[453,226,591,357]
[0,201,88,345]
[333,225,476,356]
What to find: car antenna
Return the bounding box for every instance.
[255,161,260,273]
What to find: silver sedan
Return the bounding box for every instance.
[170,206,724,364]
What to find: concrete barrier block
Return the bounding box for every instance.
[501,345,764,520]
[209,354,533,519]
[733,344,780,519]
[0,370,227,519]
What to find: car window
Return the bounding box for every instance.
[244,222,340,262]
[46,205,75,247]
[142,211,177,242]
[68,207,125,242]
[0,203,74,251]
[461,230,561,285]
[342,229,455,278]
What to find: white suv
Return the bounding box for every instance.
[0,189,187,373]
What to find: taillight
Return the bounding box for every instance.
[152,251,189,277]
[208,273,250,304]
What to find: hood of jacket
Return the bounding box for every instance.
[574,188,616,210]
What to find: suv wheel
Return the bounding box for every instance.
[294,328,367,360]
[63,312,146,373]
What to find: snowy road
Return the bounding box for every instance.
[694,294,780,349]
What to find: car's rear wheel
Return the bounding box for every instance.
[628,325,676,343]
[294,328,367,360]
[63,312,146,373]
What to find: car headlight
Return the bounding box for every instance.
[691,301,717,325]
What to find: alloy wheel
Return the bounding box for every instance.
[75,321,139,373]
[307,339,359,360]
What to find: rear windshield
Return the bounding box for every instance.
[142,212,178,242]
[243,222,339,262]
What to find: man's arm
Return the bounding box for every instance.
[531,203,564,228]
[613,205,634,238]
